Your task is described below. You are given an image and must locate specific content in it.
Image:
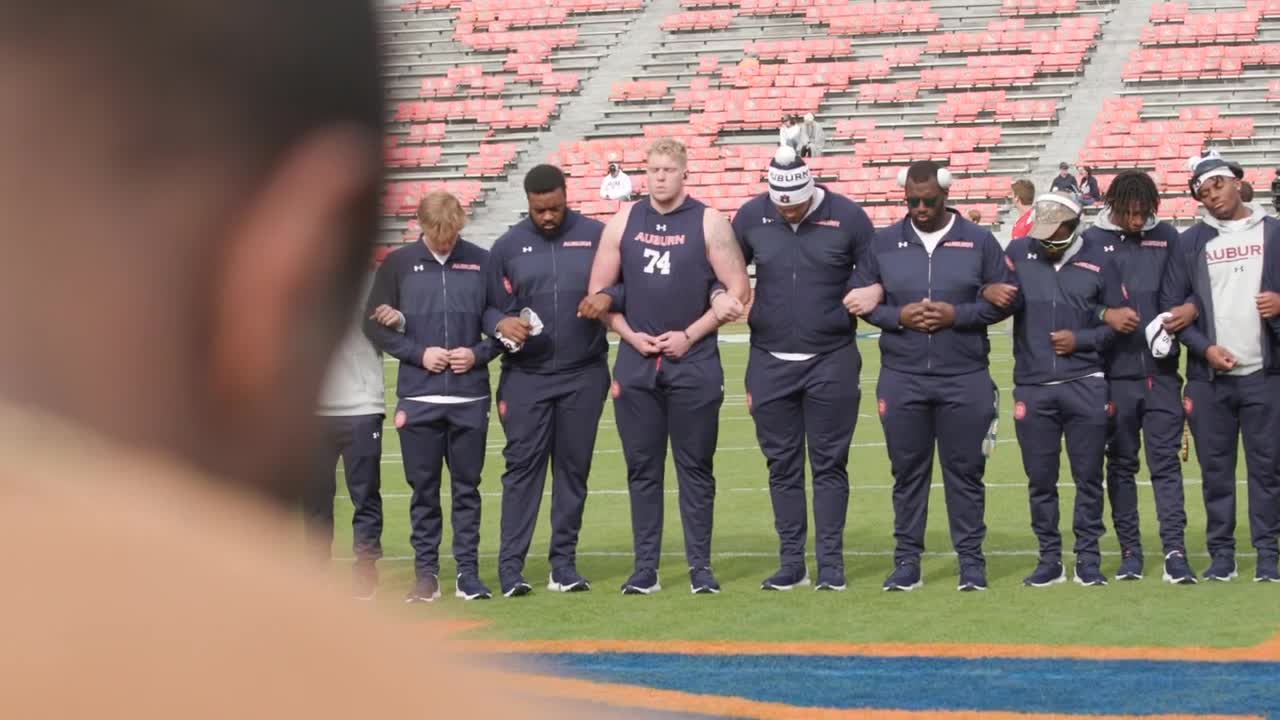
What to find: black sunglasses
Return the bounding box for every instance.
[906,196,941,209]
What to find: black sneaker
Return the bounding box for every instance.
[1073,562,1108,587]
[1203,554,1237,582]
[1023,560,1066,587]
[404,573,441,603]
[1116,548,1144,581]
[882,561,923,592]
[500,572,533,598]
[352,558,378,600]
[455,572,493,600]
[1162,550,1197,585]
[761,565,809,591]
[957,560,988,592]
[815,566,847,592]
[621,568,661,595]
[547,566,591,593]
[1255,556,1280,583]
[689,567,721,594]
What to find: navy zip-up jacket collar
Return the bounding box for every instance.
[1006,234,1115,385]
[483,209,608,374]
[1159,214,1280,382]
[732,187,875,355]
[364,237,497,399]
[1086,219,1182,379]
[857,209,1012,375]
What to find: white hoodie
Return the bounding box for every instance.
[317,273,386,417]
[1202,203,1268,376]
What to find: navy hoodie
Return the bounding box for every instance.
[1160,210,1280,382]
[483,210,609,374]
[364,237,498,399]
[1085,213,1182,379]
[732,187,875,355]
[858,209,1011,375]
[1005,234,1115,385]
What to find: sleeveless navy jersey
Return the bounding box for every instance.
[619,196,717,363]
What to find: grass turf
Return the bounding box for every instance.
[328,329,1280,649]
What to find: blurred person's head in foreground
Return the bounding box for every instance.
[0,0,384,501]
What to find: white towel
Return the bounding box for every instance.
[1146,312,1174,359]
[495,308,543,353]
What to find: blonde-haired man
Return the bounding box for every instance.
[366,191,499,602]
[578,139,750,595]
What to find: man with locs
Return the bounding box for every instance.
[851,161,1011,593]
[1160,154,1280,583]
[1088,170,1197,584]
[484,165,611,598]
[578,138,750,595]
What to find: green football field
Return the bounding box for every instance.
[330,328,1280,649]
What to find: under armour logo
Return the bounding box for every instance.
[762,217,773,224]
[1104,245,1115,252]
[656,224,668,232]
[413,264,425,272]
[1026,253,1038,260]
[898,241,909,248]
[372,432,380,440]
[522,246,533,253]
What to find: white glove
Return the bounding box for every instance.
[1146,312,1174,359]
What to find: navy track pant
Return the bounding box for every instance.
[302,413,384,561]
[613,350,723,571]
[1104,375,1188,555]
[878,367,994,565]
[1185,373,1280,561]
[1013,377,1108,563]
[395,399,488,578]
[496,362,610,577]
[746,343,860,572]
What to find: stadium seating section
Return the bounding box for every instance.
[380,0,1277,248]
[381,0,649,241]
[1080,0,1280,220]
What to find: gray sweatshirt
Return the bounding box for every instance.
[317,274,386,417]
[1203,204,1268,376]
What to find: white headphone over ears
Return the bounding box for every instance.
[897,166,953,190]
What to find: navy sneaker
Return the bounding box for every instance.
[455,572,492,600]
[547,566,591,593]
[352,559,378,601]
[1023,560,1066,587]
[1203,554,1237,582]
[882,561,923,592]
[957,560,988,592]
[1115,548,1143,581]
[761,565,809,591]
[1073,562,1108,587]
[405,573,441,603]
[1255,556,1280,583]
[814,567,847,592]
[1162,550,1197,585]
[500,572,533,598]
[689,567,721,595]
[621,568,661,595]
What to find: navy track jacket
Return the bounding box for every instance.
[1005,235,1115,385]
[1086,219,1182,380]
[858,210,1011,376]
[732,187,876,354]
[364,238,498,399]
[483,210,609,374]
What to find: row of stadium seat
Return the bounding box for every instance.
[661,10,736,31]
